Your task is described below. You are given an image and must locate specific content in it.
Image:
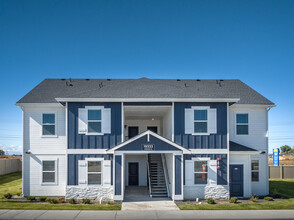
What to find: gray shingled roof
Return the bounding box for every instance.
[16,78,274,105]
[229,141,258,151]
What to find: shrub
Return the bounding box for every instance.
[68,198,76,204]
[264,196,274,201]
[16,192,21,196]
[250,196,258,202]
[58,197,65,203]
[272,188,281,198]
[81,198,91,204]
[206,198,215,204]
[46,198,58,204]
[4,193,12,199]
[26,196,36,201]
[229,197,238,203]
[38,196,47,202]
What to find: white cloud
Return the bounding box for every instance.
[0,144,22,155]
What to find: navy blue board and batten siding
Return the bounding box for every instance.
[68,102,122,149]
[174,102,227,149]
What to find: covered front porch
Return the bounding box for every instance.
[107,130,190,201]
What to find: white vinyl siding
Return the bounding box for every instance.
[229,107,268,152]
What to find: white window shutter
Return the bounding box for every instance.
[103,160,111,186]
[78,108,88,134]
[78,160,87,186]
[208,160,217,185]
[208,108,217,134]
[185,160,194,185]
[102,108,111,134]
[185,108,194,134]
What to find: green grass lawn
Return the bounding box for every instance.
[178,179,294,210]
[0,172,22,199]
[0,172,121,210]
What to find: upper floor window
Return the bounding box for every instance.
[42,160,56,183]
[194,161,208,184]
[251,160,259,182]
[42,113,55,136]
[78,106,111,135]
[88,161,102,185]
[88,110,102,133]
[236,113,248,135]
[194,110,208,133]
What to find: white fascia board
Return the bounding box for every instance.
[230,104,276,108]
[229,151,260,155]
[25,150,67,155]
[107,130,191,154]
[190,149,228,154]
[67,149,107,154]
[15,103,64,107]
[55,98,240,103]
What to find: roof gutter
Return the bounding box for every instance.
[55,97,240,103]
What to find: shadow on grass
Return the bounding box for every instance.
[0,172,22,186]
[269,179,294,198]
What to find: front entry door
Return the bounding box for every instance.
[230,165,244,197]
[128,163,139,186]
[147,126,158,134]
[128,126,139,139]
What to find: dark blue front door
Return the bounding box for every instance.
[230,165,243,197]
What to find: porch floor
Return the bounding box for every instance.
[122,186,179,211]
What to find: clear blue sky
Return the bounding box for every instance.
[0,0,293,155]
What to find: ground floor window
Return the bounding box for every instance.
[42,160,56,183]
[194,160,208,184]
[88,161,102,185]
[251,160,259,182]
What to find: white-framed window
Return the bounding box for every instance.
[194,160,208,184]
[78,106,111,135]
[42,113,56,136]
[185,106,217,135]
[42,160,56,183]
[88,109,102,133]
[194,109,208,133]
[236,113,249,135]
[251,160,259,182]
[87,160,102,185]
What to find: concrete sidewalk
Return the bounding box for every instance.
[1,209,294,220]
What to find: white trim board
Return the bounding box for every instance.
[107,130,191,154]
[55,98,240,103]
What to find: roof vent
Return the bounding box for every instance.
[196,79,200,81]
[85,79,90,81]
[107,79,111,81]
[61,79,66,81]
[220,79,224,81]
[177,79,181,81]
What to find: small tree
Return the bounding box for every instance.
[280,145,292,153]
[0,149,5,156]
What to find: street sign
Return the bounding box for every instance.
[273,148,279,166]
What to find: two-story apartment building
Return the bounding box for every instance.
[16,78,274,201]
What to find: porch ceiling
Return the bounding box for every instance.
[124,106,171,118]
